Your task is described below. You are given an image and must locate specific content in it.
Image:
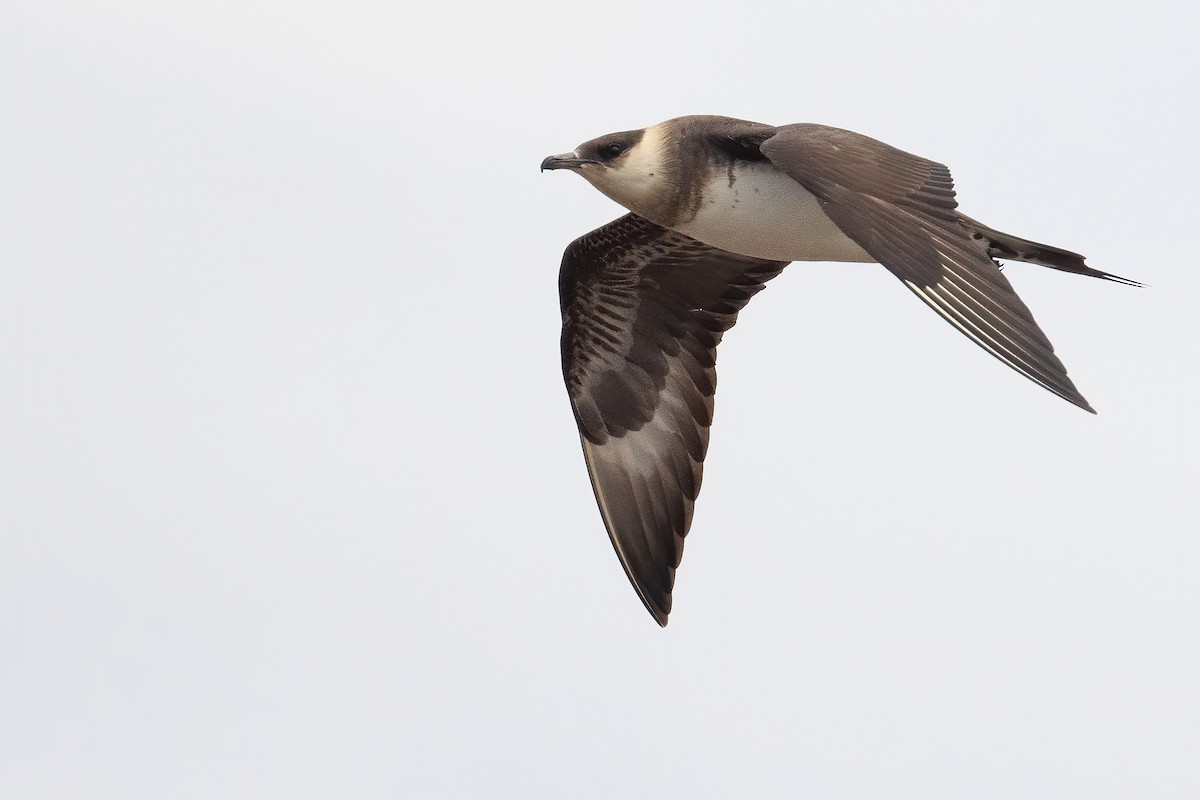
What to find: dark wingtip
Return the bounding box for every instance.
[643,598,670,627]
[627,581,674,628]
[1064,391,1097,415]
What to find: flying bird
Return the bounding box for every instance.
[542,115,1138,626]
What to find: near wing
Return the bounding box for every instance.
[559,213,788,625]
[760,123,1096,412]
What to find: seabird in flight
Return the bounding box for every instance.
[541,115,1138,626]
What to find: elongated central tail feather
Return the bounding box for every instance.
[957,215,1142,286]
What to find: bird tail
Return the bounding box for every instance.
[957,214,1142,286]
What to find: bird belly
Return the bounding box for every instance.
[673,164,875,263]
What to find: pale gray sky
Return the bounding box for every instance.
[4,1,1197,798]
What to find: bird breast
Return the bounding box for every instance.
[673,161,875,264]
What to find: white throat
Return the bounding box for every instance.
[580,124,671,213]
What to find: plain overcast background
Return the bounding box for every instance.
[5,1,1198,797]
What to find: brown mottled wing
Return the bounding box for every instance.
[559,213,788,625]
[760,124,1095,412]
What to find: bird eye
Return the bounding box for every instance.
[600,142,626,159]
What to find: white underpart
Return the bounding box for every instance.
[674,161,875,263]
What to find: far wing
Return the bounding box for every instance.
[559,213,788,625]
